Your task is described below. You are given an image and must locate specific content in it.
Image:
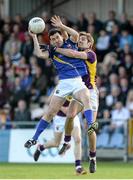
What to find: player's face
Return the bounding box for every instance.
[78,35,91,49]
[50,32,63,47]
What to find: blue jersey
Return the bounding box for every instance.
[49,39,87,80]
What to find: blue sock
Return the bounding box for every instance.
[84,109,93,126]
[32,119,49,140]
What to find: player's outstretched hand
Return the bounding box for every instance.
[28,28,36,38]
[51,15,63,28]
[39,44,49,51]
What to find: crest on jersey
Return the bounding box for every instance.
[67,44,72,48]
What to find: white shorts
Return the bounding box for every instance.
[53,115,80,133]
[90,88,99,111]
[53,77,86,98]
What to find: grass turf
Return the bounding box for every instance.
[0,162,133,179]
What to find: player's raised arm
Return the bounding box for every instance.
[51,15,79,43]
[56,48,88,60]
[29,30,49,59]
[60,29,68,41]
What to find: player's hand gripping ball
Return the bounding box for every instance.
[29,17,45,34]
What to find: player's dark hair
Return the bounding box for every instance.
[48,28,62,38]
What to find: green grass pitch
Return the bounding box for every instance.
[0,161,133,179]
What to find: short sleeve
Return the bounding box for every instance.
[86,51,96,63]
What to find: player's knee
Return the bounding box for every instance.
[46,108,57,120]
[74,136,81,144]
[54,141,60,147]
[67,112,76,119]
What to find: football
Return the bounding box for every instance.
[29,17,45,34]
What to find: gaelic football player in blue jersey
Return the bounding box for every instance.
[24,16,94,162]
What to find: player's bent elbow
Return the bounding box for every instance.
[69,52,76,58]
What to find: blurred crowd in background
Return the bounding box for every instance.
[0,10,133,131]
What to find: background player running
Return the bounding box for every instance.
[34,98,87,175]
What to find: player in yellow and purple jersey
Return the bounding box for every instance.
[55,32,99,173]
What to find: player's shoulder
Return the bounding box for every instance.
[85,49,97,63]
[86,49,96,55]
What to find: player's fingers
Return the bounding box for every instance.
[54,15,58,20]
[28,28,33,35]
[51,19,56,24]
[57,16,61,20]
[51,17,57,22]
[51,23,57,27]
[52,15,57,21]
[51,17,55,21]
[51,16,56,22]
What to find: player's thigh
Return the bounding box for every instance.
[74,87,90,105]
[48,95,65,114]
[67,100,83,118]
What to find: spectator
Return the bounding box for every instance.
[4,32,21,56]
[88,12,103,33]
[103,101,130,134]
[129,16,133,35]
[108,73,119,90]
[98,87,107,118]
[119,29,133,50]
[77,13,88,31]
[12,24,25,42]
[0,78,9,107]
[2,23,11,41]
[119,78,129,104]
[122,54,133,83]
[31,65,47,102]
[9,76,29,108]
[14,100,31,122]
[106,86,121,109]
[126,89,133,110]
[0,104,11,129]
[118,66,127,79]
[104,10,119,33]
[119,13,130,31]
[109,24,120,52]
[20,32,33,60]
[119,44,132,63]
[10,42,22,66]
[20,67,32,91]
[96,30,110,62]
[87,24,98,43]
